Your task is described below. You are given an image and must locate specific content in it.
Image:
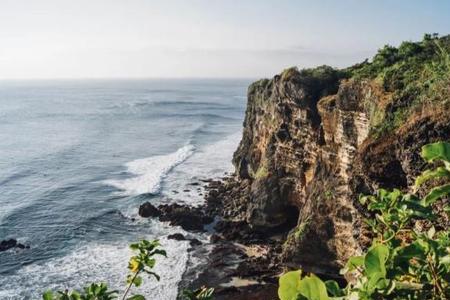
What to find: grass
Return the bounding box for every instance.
[348,34,450,137]
[254,159,269,179]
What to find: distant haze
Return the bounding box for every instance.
[0,0,449,79]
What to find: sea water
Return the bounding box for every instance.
[0,79,249,299]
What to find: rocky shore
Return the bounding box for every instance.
[139,176,284,299]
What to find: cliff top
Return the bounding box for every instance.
[253,33,450,137]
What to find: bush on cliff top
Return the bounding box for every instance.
[350,33,450,136]
[278,34,449,137]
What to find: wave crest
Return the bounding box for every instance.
[104,145,194,195]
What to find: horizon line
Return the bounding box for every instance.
[0,76,261,81]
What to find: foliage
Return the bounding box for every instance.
[123,240,167,300]
[42,283,118,300]
[348,33,450,137]
[254,159,269,179]
[298,65,348,99]
[181,287,215,300]
[279,65,349,102]
[42,240,167,300]
[278,142,450,300]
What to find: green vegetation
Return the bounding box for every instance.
[278,141,450,300]
[349,34,450,136]
[181,287,215,300]
[293,216,310,241]
[123,240,167,299]
[254,159,270,179]
[283,216,311,252]
[43,283,119,300]
[42,240,215,300]
[281,67,300,81]
[297,65,348,99]
[257,34,449,137]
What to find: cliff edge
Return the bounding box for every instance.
[230,34,450,274]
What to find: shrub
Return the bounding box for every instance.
[181,287,215,300]
[42,240,215,300]
[278,141,450,300]
[42,240,167,300]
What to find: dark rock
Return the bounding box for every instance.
[167,233,186,241]
[189,238,202,247]
[167,233,201,247]
[0,239,28,252]
[138,202,160,218]
[210,234,222,243]
[0,239,17,251]
[158,203,213,231]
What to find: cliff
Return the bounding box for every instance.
[229,34,450,275]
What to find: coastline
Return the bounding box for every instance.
[139,176,283,299]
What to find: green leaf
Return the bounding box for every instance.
[43,291,53,300]
[150,249,167,257]
[298,274,329,300]
[196,287,215,299]
[441,255,450,269]
[127,295,145,300]
[403,199,433,219]
[70,291,81,300]
[444,205,450,214]
[415,167,450,187]
[341,255,364,274]
[422,184,450,205]
[144,270,160,281]
[427,226,436,238]
[133,276,143,287]
[129,243,140,250]
[144,258,156,268]
[366,272,385,293]
[278,270,302,300]
[324,280,344,297]
[396,242,426,260]
[421,142,450,163]
[364,243,389,278]
[69,291,81,300]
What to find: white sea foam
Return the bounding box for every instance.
[104,145,195,195]
[162,132,241,206]
[0,224,192,300]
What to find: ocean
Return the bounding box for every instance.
[0,79,249,299]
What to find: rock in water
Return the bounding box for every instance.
[0,239,28,252]
[138,202,161,218]
[159,203,213,231]
[167,233,186,241]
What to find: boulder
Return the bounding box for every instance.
[167,233,186,241]
[0,239,28,252]
[138,202,161,218]
[159,203,213,231]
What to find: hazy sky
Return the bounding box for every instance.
[0,0,449,79]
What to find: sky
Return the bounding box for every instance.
[0,0,449,79]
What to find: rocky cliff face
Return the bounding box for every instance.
[230,62,450,274]
[179,35,449,298]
